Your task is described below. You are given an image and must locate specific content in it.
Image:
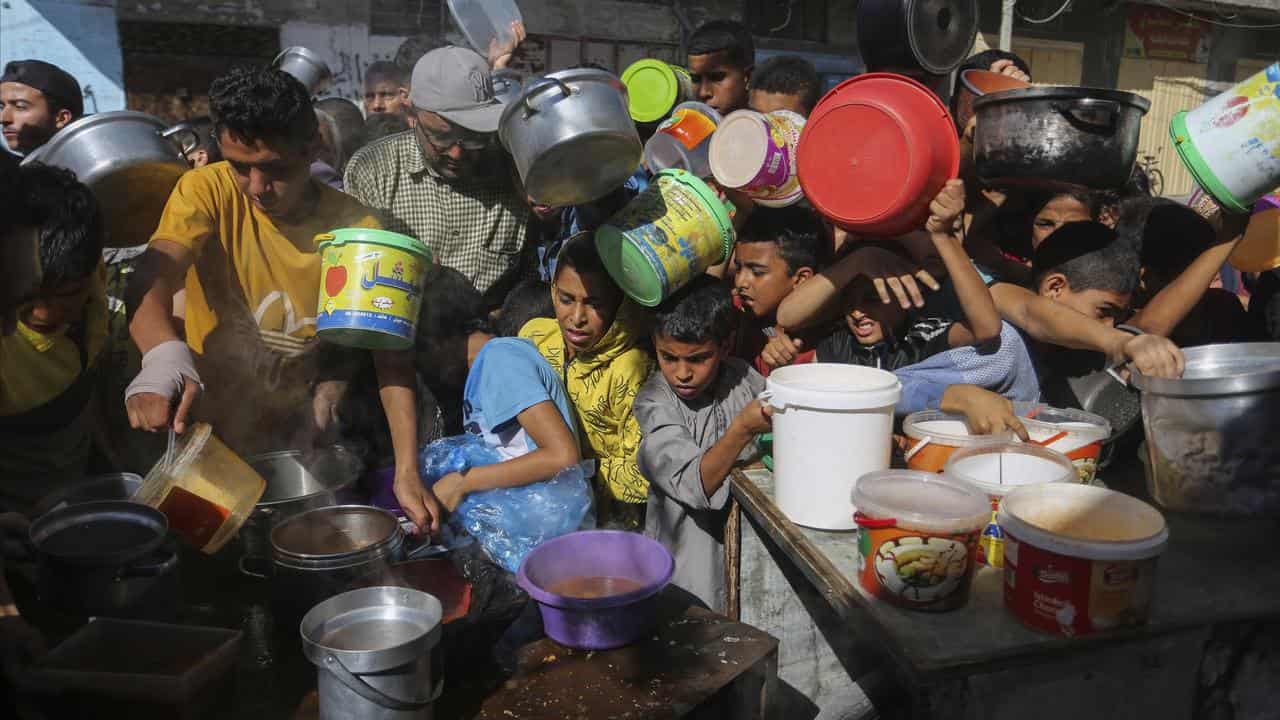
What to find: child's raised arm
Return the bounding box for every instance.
[433,401,581,511]
[925,179,1003,347]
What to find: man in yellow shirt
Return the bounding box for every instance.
[0,164,108,513]
[125,66,443,532]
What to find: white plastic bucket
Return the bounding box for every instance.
[901,410,1011,473]
[762,364,901,530]
[1171,63,1280,214]
[1020,405,1112,484]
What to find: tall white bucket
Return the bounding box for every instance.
[763,364,901,530]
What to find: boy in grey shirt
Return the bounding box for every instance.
[635,278,772,612]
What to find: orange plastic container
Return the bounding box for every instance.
[133,423,266,554]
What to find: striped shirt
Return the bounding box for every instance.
[344,130,531,305]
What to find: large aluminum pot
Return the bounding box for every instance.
[23,111,187,247]
[1132,342,1280,516]
[274,46,333,95]
[270,505,407,635]
[972,86,1151,190]
[499,68,642,207]
[239,449,360,576]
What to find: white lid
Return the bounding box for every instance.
[763,363,901,411]
[709,110,769,189]
[852,470,991,534]
[997,483,1169,561]
[943,442,1076,497]
[1018,404,1112,444]
[902,410,1014,446]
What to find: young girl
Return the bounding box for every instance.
[520,234,653,528]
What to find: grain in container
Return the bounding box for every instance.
[998,483,1168,637]
[852,470,991,611]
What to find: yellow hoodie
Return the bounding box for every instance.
[520,302,654,514]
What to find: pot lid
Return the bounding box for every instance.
[621,60,683,123]
[857,0,978,75]
[30,500,168,567]
[974,85,1152,113]
[271,505,400,559]
[852,470,990,534]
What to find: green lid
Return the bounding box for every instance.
[595,169,735,307]
[622,59,682,124]
[1169,112,1250,214]
[315,227,432,260]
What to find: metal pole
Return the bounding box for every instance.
[999,0,1016,50]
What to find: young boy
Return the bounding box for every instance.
[0,164,107,513]
[635,277,771,612]
[748,55,821,117]
[732,205,829,374]
[687,20,754,115]
[520,235,654,528]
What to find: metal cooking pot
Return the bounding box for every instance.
[31,472,144,518]
[857,0,978,75]
[30,500,180,619]
[972,86,1151,190]
[269,505,408,636]
[492,68,524,106]
[23,111,187,248]
[1132,342,1280,516]
[499,68,642,207]
[274,46,333,95]
[239,449,360,576]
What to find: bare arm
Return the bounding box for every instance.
[377,350,442,534]
[1129,211,1247,338]
[775,249,866,330]
[697,399,772,498]
[124,240,202,432]
[926,179,1001,346]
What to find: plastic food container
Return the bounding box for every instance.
[133,423,266,554]
[447,0,522,57]
[851,470,991,612]
[620,59,694,124]
[595,169,734,306]
[1020,405,1112,484]
[517,530,674,649]
[943,442,1076,568]
[316,228,432,351]
[765,364,901,530]
[998,483,1168,637]
[901,410,1011,472]
[643,101,721,177]
[709,109,806,207]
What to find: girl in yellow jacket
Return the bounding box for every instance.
[521,234,654,529]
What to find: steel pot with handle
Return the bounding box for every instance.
[499,68,642,207]
[972,86,1151,190]
[1132,342,1280,517]
[274,46,333,95]
[857,0,978,75]
[23,111,187,247]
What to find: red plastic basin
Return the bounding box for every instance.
[798,73,960,237]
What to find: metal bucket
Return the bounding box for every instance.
[301,586,443,720]
[274,46,333,95]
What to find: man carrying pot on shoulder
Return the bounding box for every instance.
[125,66,445,533]
[344,46,531,310]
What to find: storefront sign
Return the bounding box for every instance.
[1124,5,1211,63]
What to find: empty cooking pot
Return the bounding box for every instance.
[23,111,187,248]
[274,46,332,95]
[972,86,1150,190]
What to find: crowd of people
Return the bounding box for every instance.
[0,18,1273,623]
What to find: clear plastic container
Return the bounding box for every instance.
[901,410,1011,473]
[447,0,522,57]
[133,423,266,554]
[642,101,721,177]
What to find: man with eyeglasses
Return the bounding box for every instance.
[345,46,530,309]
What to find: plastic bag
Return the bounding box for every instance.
[418,434,502,483]
[454,461,596,573]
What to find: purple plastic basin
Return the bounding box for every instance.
[517,530,674,650]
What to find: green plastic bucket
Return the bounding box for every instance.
[621,59,693,124]
[595,169,734,307]
[315,228,432,350]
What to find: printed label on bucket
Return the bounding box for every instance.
[1184,63,1280,205]
[857,523,979,611]
[660,107,717,151]
[317,243,426,343]
[608,174,728,299]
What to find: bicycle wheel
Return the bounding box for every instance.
[1148,168,1163,197]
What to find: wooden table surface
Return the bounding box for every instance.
[730,465,1280,685]
[475,588,778,719]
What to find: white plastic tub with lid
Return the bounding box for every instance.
[901,410,1011,472]
[943,442,1078,501]
[762,364,901,530]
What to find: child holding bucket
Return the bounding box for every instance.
[520,235,654,529]
[634,277,771,611]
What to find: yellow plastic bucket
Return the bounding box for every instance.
[594,169,734,307]
[315,228,432,350]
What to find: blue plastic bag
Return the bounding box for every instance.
[419,435,595,573]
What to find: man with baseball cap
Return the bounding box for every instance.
[1,59,83,156]
[345,46,530,308]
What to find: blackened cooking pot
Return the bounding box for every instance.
[857,0,978,75]
[972,86,1151,190]
[30,500,180,619]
